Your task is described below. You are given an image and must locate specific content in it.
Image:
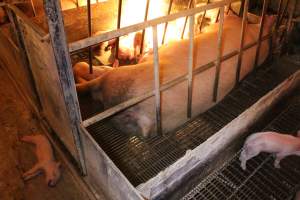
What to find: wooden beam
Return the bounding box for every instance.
[69,0,240,52]
[213,6,225,102]
[43,0,86,174]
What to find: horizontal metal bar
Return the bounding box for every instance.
[69,0,239,52]
[82,30,281,127]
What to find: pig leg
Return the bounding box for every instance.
[274,153,286,168]
[23,164,42,181]
[240,145,260,170]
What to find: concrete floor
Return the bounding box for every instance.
[0,65,101,200]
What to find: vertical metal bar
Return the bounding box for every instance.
[181,0,193,39]
[87,0,93,74]
[279,0,290,26]
[254,0,269,69]
[269,0,283,58]
[161,0,173,45]
[30,0,36,16]
[239,0,246,17]
[187,14,195,118]
[283,0,296,47]
[235,0,249,86]
[212,6,225,102]
[115,0,122,60]
[226,3,231,15]
[152,25,162,135]
[140,0,150,55]
[215,8,220,23]
[199,0,209,32]
[76,0,79,7]
[43,0,86,174]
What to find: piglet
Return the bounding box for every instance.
[239,131,300,170]
[21,134,61,187]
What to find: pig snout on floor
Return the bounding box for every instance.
[239,131,300,170]
[21,134,62,187]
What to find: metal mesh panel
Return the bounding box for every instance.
[83,61,299,186]
[182,97,300,200]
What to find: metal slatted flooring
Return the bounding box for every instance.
[182,97,300,200]
[84,61,299,187]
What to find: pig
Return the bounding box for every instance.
[21,134,61,187]
[75,14,276,138]
[73,62,113,84]
[239,131,300,170]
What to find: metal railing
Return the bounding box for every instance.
[71,0,294,135]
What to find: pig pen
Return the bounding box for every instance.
[0,0,300,199]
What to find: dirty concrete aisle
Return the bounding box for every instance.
[0,65,98,200]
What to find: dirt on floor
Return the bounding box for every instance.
[0,65,102,200]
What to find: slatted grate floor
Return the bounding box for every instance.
[182,98,300,200]
[83,58,300,186]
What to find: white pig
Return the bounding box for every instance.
[239,131,300,170]
[21,134,61,187]
[76,14,276,138]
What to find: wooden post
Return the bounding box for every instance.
[239,0,245,17]
[87,0,93,74]
[235,0,248,85]
[161,0,173,45]
[213,6,225,102]
[254,0,269,69]
[152,25,162,135]
[187,13,195,118]
[140,0,150,55]
[269,0,283,59]
[43,0,86,174]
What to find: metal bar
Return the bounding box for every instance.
[269,0,283,58]
[152,25,162,135]
[226,3,231,15]
[82,32,279,127]
[115,0,122,60]
[187,13,195,118]
[161,0,174,45]
[29,0,36,16]
[140,0,150,55]
[69,0,239,52]
[87,0,93,74]
[215,8,220,23]
[279,0,290,26]
[239,0,245,17]
[254,0,269,69]
[213,6,225,102]
[282,0,296,50]
[235,0,249,86]
[43,0,86,174]
[199,0,210,32]
[76,0,79,7]
[181,0,193,39]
